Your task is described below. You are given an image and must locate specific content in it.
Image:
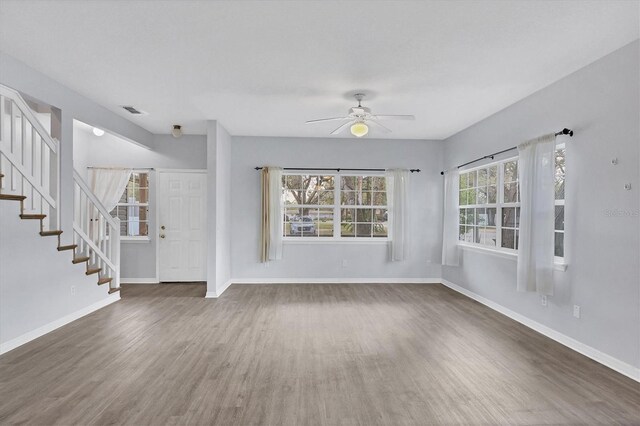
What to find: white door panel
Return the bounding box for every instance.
[159,172,207,282]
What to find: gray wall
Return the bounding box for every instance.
[230,136,444,281]
[73,125,207,279]
[442,41,640,369]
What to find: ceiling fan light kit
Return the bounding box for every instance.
[350,122,369,137]
[305,93,415,137]
[171,124,183,138]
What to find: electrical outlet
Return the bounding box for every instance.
[573,305,581,318]
[70,285,76,296]
[541,295,547,307]
[342,259,348,268]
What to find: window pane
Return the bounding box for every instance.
[475,207,486,226]
[317,208,333,237]
[502,228,515,249]
[504,161,518,182]
[478,169,487,186]
[118,190,127,204]
[341,223,355,237]
[459,189,467,206]
[284,207,303,237]
[480,227,497,246]
[555,232,564,257]
[283,190,299,205]
[341,191,356,205]
[316,191,334,205]
[504,181,518,203]
[459,173,468,189]
[465,208,474,225]
[464,189,476,205]
[488,166,497,185]
[372,191,386,206]
[477,186,487,204]
[555,205,564,230]
[356,208,372,222]
[488,185,497,203]
[319,176,335,190]
[468,171,477,188]
[373,208,388,223]
[360,192,372,206]
[373,222,388,237]
[459,225,465,241]
[502,207,519,228]
[486,207,497,226]
[371,177,386,191]
[555,148,565,200]
[341,176,356,190]
[341,208,354,222]
[355,223,372,237]
[285,175,303,190]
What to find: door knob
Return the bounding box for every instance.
[160,234,166,239]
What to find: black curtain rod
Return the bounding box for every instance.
[439,128,573,175]
[255,167,421,173]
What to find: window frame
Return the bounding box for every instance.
[281,171,389,243]
[111,170,150,241]
[457,144,566,264]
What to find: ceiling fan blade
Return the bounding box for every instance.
[372,115,415,121]
[330,120,354,135]
[305,117,349,124]
[368,118,392,133]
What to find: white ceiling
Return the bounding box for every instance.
[0,1,638,139]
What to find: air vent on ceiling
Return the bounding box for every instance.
[121,106,147,115]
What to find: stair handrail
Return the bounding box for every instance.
[0,85,58,154]
[0,83,60,230]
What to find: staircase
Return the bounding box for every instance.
[0,84,120,294]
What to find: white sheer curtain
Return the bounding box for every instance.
[517,134,556,295]
[442,169,460,266]
[88,168,131,241]
[261,167,283,262]
[268,167,283,260]
[88,168,132,213]
[386,169,409,261]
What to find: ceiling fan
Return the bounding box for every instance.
[305,93,415,137]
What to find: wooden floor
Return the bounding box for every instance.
[0,284,638,425]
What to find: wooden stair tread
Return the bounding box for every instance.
[40,230,63,237]
[97,277,113,285]
[72,256,90,264]
[0,194,27,201]
[20,214,47,220]
[86,267,101,276]
[108,287,121,294]
[57,244,78,252]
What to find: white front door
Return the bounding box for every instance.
[158,171,207,282]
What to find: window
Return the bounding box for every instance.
[110,171,149,238]
[458,145,565,258]
[282,173,388,240]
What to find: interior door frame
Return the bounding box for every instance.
[155,168,207,282]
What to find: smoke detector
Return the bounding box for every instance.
[171,125,183,138]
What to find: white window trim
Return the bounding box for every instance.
[456,143,567,270]
[112,170,150,241]
[282,171,389,243]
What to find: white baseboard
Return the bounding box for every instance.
[205,279,234,298]
[0,293,121,355]
[120,278,159,284]
[230,277,440,284]
[440,279,640,383]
